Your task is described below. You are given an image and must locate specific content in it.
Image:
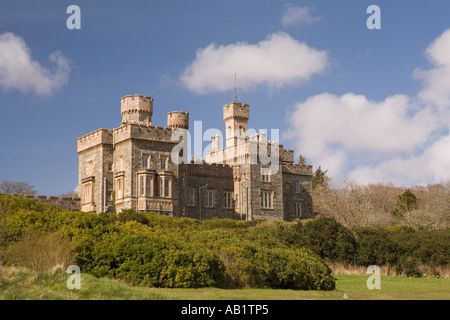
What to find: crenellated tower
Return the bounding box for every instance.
[121,94,153,125]
[223,101,249,148]
[167,111,189,130]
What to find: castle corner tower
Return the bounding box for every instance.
[121,94,153,126]
[223,101,250,148]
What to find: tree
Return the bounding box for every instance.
[312,166,330,189]
[391,189,419,217]
[0,181,37,195]
[298,155,307,165]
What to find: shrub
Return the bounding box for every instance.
[300,218,357,264]
[220,245,335,290]
[3,230,75,272]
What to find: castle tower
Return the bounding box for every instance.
[167,111,189,130]
[121,94,153,125]
[223,101,249,148]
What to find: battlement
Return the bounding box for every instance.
[23,194,81,211]
[282,162,313,176]
[223,102,250,121]
[121,94,153,125]
[114,123,177,144]
[167,111,189,129]
[77,128,113,153]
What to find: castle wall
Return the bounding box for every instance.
[180,163,236,220]
[282,163,314,221]
[76,94,314,221]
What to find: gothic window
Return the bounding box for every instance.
[142,154,150,168]
[82,182,93,204]
[116,177,124,199]
[261,167,270,182]
[223,191,233,209]
[295,202,302,217]
[146,176,151,196]
[260,190,273,209]
[160,156,167,170]
[204,190,214,208]
[159,177,171,198]
[139,175,152,196]
[188,188,196,206]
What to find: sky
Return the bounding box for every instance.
[1,0,450,195]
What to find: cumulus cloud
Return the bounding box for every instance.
[285,28,450,186]
[0,32,72,95]
[281,4,322,28]
[179,32,328,94]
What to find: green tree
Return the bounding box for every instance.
[391,189,419,217]
[298,155,307,165]
[312,166,330,189]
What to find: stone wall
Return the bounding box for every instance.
[24,194,81,211]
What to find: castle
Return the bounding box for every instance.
[77,94,313,221]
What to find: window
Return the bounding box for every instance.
[164,178,169,197]
[139,175,152,196]
[294,182,300,193]
[260,190,273,209]
[160,156,167,170]
[118,156,124,171]
[116,177,124,199]
[83,183,92,204]
[204,190,214,208]
[108,162,113,172]
[159,177,171,198]
[86,161,94,176]
[188,188,196,206]
[261,168,270,182]
[295,202,302,217]
[140,176,145,196]
[146,176,151,196]
[235,194,239,208]
[223,191,233,208]
[142,154,150,168]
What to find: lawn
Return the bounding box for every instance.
[1,267,449,300]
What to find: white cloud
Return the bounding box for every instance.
[285,28,450,186]
[0,32,72,96]
[179,32,328,94]
[281,4,322,28]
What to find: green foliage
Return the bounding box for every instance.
[312,166,330,189]
[1,193,449,288]
[300,218,357,264]
[391,189,419,217]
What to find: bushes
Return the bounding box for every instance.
[354,226,450,276]
[300,218,357,264]
[1,193,449,288]
[2,230,75,272]
[219,245,335,290]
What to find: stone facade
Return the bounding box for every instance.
[77,94,313,221]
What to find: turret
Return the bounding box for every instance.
[121,94,153,125]
[223,101,249,147]
[167,111,189,130]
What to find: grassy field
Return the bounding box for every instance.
[0,266,449,300]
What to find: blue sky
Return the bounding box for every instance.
[1,0,450,195]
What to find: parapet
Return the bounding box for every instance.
[27,194,81,211]
[223,102,250,121]
[77,128,113,153]
[121,94,153,125]
[167,111,189,130]
[114,122,177,144]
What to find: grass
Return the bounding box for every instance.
[1,266,449,300]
